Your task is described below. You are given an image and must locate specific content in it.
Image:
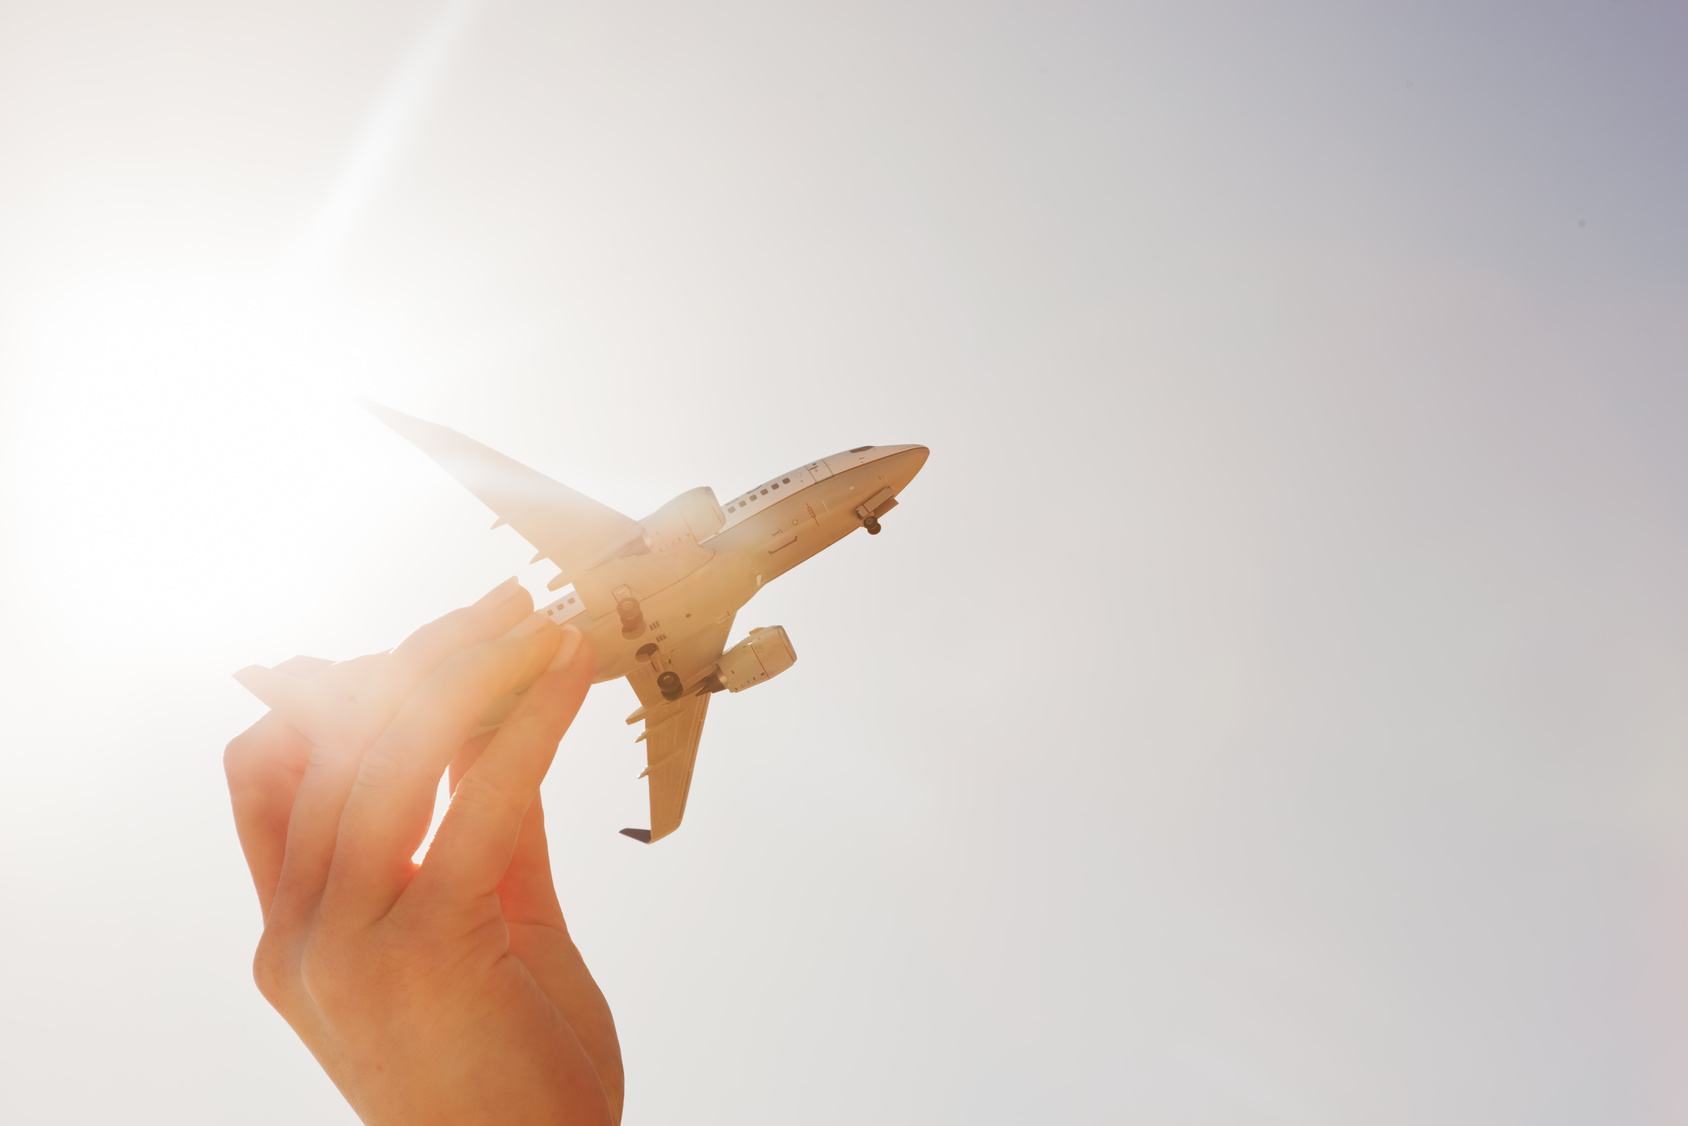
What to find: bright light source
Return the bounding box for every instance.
[8,265,410,656]
[412,770,453,865]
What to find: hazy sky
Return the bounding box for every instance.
[2,2,1685,1122]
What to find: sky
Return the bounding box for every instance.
[1,1,1685,1122]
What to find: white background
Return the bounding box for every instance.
[1,2,1684,1121]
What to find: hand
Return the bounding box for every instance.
[224,579,623,1125]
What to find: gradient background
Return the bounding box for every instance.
[2,2,1685,1122]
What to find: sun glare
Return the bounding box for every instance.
[2,0,503,665]
[412,771,453,865]
[9,265,409,657]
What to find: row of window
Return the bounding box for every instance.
[722,447,874,516]
[727,476,795,514]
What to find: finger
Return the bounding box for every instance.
[269,581,531,926]
[321,616,565,922]
[354,576,528,736]
[225,654,385,918]
[226,714,311,919]
[499,792,565,925]
[447,736,562,926]
[447,730,496,791]
[413,627,593,907]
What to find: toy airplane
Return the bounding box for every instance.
[366,403,929,843]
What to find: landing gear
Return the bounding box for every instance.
[854,500,887,536]
[614,584,645,639]
[657,670,683,700]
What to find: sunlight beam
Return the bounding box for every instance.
[294,0,486,274]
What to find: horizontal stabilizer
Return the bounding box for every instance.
[620,828,653,844]
[363,401,637,580]
[271,654,335,679]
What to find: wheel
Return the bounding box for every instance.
[864,516,881,535]
[657,670,683,700]
[617,597,645,638]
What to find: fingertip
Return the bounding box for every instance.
[504,609,558,640]
[545,625,588,672]
[489,584,534,628]
[460,579,531,635]
[474,576,522,606]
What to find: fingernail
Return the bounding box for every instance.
[504,610,554,639]
[475,576,522,606]
[547,624,584,670]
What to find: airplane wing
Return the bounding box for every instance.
[364,401,638,579]
[622,693,711,844]
[620,613,736,843]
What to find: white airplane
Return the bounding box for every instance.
[366,404,929,843]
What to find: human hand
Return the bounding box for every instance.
[224,578,622,1125]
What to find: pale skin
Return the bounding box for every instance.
[223,578,623,1125]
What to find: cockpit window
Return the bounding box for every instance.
[850,445,873,453]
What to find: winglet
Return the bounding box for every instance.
[619,828,653,844]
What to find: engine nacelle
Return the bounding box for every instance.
[639,486,726,552]
[716,626,797,692]
[567,486,724,614]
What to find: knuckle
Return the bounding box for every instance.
[443,640,506,683]
[428,644,519,713]
[394,608,476,666]
[353,740,406,792]
[222,725,265,778]
[334,708,386,753]
[251,933,295,1008]
[451,770,527,827]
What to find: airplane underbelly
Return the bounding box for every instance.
[749,499,846,577]
[585,561,737,681]
[585,461,899,679]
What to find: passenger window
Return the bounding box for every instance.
[782,477,791,484]
[760,488,768,496]
[771,483,779,490]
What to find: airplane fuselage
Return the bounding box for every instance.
[538,443,929,684]
[366,402,929,840]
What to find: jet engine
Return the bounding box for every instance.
[640,486,726,551]
[715,626,797,692]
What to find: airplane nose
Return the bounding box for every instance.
[894,444,929,483]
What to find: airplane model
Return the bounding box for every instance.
[366,404,929,843]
